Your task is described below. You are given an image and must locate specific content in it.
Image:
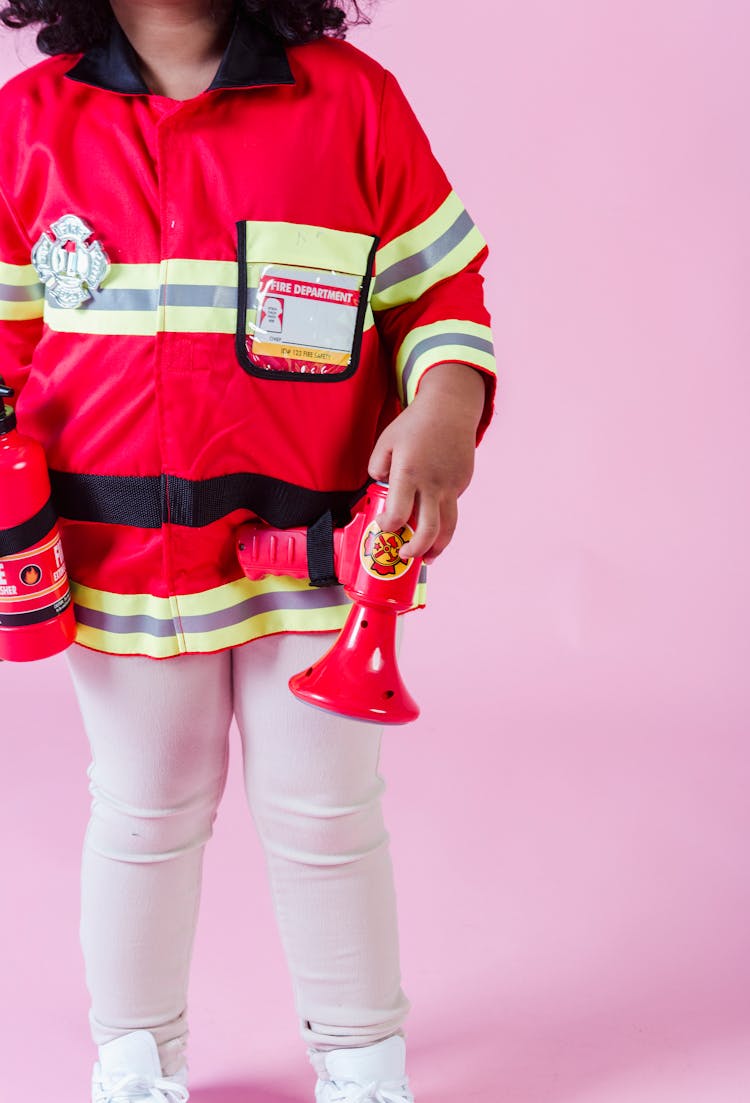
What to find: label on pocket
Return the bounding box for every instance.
[236,220,378,381]
[248,264,362,374]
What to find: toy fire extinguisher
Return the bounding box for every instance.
[0,378,77,661]
[237,481,423,724]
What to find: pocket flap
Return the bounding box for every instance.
[241,221,376,275]
[236,220,378,381]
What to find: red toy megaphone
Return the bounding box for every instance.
[236,482,422,724]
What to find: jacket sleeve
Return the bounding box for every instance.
[0,179,44,407]
[371,69,497,443]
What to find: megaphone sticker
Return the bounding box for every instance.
[360,523,415,579]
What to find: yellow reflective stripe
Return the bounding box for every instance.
[243,221,374,274]
[71,575,351,657]
[372,227,486,311]
[182,605,349,654]
[0,300,44,322]
[72,580,178,618]
[0,261,41,286]
[44,304,158,336]
[40,260,236,336]
[374,191,465,274]
[44,305,378,338]
[37,241,378,337]
[0,260,44,321]
[44,261,158,335]
[72,572,421,620]
[371,190,487,311]
[71,574,294,618]
[394,320,496,404]
[74,605,350,658]
[162,260,238,333]
[71,573,426,659]
[402,343,496,405]
[39,258,375,337]
[74,623,183,659]
[163,306,237,334]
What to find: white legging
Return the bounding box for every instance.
[65,631,410,1078]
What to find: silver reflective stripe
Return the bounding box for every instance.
[75,562,427,639]
[161,285,240,309]
[75,585,350,639]
[401,332,495,395]
[74,284,251,311]
[0,282,44,302]
[374,209,475,296]
[85,287,160,311]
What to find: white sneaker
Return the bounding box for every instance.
[307,1034,415,1103]
[91,1029,190,1103]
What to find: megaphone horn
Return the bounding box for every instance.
[236,482,422,724]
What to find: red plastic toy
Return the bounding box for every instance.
[236,481,422,724]
[0,379,77,662]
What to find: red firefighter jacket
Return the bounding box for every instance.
[0,8,497,657]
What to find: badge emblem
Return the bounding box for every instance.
[360,522,415,580]
[31,214,110,309]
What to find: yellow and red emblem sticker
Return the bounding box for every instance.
[360,522,415,580]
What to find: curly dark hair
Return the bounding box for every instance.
[0,0,372,55]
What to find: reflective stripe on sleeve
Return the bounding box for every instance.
[70,570,427,658]
[371,191,487,311]
[394,320,496,405]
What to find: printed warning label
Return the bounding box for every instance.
[0,528,71,626]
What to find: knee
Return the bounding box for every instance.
[84,767,228,863]
[248,779,390,866]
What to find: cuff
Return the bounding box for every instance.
[395,320,497,443]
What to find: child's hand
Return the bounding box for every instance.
[367,362,487,563]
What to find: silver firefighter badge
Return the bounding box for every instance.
[31,214,110,309]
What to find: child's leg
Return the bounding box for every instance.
[232,631,411,1053]
[65,644,234,1077]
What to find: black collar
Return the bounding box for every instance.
[65,6,295,95]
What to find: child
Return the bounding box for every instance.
[0,1,497,1100]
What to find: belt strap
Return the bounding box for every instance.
[306,510,338,587]
[49,470,369,531]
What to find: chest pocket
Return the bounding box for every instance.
[236,220,378,381]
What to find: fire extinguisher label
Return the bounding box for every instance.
[0,527,72,626]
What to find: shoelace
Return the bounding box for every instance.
[93,1070,189,1103]
[324,1076,413,1103]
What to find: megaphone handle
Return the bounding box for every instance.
[237,525,310,580]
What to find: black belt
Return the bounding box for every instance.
[48,470,371,587]
[48,470,370,531]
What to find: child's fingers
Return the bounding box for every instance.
[367,438,392,484]
[418,496,458,562]
[377,469,417,534]
[398,490,440,560]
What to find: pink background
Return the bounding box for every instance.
[2,1,749,1100]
